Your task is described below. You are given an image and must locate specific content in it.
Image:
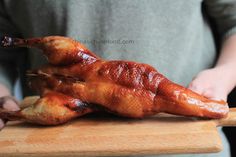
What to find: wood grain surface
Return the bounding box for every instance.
[0,100,235,157]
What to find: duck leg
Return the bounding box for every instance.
[0,91,95,125]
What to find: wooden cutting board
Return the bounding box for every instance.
[0,99,235,157]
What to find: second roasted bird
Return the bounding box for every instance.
[0,36,229,125]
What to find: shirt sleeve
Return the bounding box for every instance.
[0,0,22,94]
[204,0,236,41]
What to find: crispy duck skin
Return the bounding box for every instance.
[0,36,229,125]
[0,91,94,125]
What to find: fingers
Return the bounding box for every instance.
[188,83,226,101]
[0,96,20,130]
[0,119,5,130]
[188,75,227,101]
[202,89,227,101]
[188,82,203,95]
[0,96,20,111]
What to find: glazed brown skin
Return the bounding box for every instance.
[0,91,95,125]
[0,36,229,125]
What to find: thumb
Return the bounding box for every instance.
[188,81,204,95]
[0,119,5,130]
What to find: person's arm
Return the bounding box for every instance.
[188,0,236,100]
[0,1,21,129]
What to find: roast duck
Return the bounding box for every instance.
[0,36,229,125]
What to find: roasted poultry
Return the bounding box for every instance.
[0,36,229,125]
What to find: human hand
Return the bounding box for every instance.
[0,84,20,130]
[188,65,236,101]
[0,96,20,130]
